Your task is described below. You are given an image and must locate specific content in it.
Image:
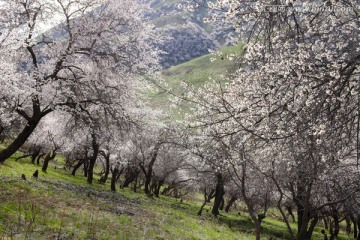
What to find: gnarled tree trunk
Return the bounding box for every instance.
[212,173,225,216]
[142,143,161,195]
[87,134,99,184]
[0,97,51,163]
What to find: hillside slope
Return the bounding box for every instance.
[0,144,352,240]
[148,44,244,113]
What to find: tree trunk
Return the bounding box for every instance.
[41,151,57,172]
[225,197,237,213]
[329,212,340,240]
[122,168,139,188]
[31,148,41,164]
[83,159,89,177]
[198,188,208,216]
[212,173,225,216]
[255,220,262,240]
[110,167,119,192]
[294,177,315,240]
[0,125,4,136]
[99,152,110,184]
[351,215,359,240]
[207,189,215,202]
[87,134,99,184]
[154,179,165,198]
[0,118,41,163]
[219,197,225,211]
[72,159,85,176]
[133,176,138,192]
[36,153,45,165]
[357,216,360,240]
[0,125,6,143]
[324,218,329,230]
[144,143,161,195]
[0,97,51,163]
[239,162,267,240]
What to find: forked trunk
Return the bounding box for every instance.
[42,151,57,172]
[144,143,161,195]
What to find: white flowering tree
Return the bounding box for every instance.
[180,0,360,239]
[0,0,160,163]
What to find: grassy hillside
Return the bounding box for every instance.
[0,144,352,240]
[163,44,243,87]
[148,44,244,116]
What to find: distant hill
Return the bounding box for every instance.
[146,0,233,68]
[41,0,233,69]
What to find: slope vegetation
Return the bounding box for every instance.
[0,139,351,239]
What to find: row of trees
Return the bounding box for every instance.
[0,0,159,164]
[173,0,360,240]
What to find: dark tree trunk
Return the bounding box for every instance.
[31,148,41,164]
[72,148,89,176]
[150,179,156,194]
[41,151,57,172]
[255,220,262,240]
[352,215,359,240]
[99,152,110,184]
[212,173,225,216]
[219,197,225,211]
[154,179,165,198]
[36,153,45,165]
[84,159,89,177]
[110,167,119,192]
[144,143,161,195]
[133,176,138,192]
[0,97,51,163]
[225,197,237,213]
[286,205,295,222]
[207,189,215,202]
[0,125,4,136]
[294,177,316,240]
[329,212,340,240]
[324,218,329,230]
[0,118,41,163]
[87,134,99,184]
[356,216,360,240]
[72,159,85,176]
[198,188,208,216]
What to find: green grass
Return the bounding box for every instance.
[0,144,354,240]
[0,150,247,239]
[162,44,243,88]
[147,44,244,119]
